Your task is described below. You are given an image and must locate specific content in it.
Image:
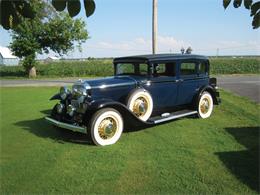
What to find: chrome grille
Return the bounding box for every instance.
[71,99,79,108]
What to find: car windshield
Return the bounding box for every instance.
[116,63,148,76]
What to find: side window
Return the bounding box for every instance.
[153,63,175,76]
[198,61,208,75]
[139,63,148,75]
[156,64,166,74]
[117,63,135,75]
[180,62,196,75]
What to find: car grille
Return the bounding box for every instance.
[71,99,79,108]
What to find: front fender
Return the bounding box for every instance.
[87,99,153,127]
[50,93,61,100]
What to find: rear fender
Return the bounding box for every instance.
[196,85,219,105]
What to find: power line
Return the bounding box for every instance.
[81,44,259,54]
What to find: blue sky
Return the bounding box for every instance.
[0,0,259,58]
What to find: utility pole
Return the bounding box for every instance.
[152,0,157,54]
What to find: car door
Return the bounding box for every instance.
[143,62,178,112]
[197,60,210,89]
[176,60,200,106]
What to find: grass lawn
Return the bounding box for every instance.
[0,87,259,194]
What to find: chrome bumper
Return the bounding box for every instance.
[45,117,86,134]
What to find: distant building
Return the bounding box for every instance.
[0,46,19,66]
[45,56,60,63]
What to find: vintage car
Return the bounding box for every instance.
[45,54,220,146]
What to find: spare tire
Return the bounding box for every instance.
[126,89,153,121]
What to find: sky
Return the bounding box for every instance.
[0,0,259,58]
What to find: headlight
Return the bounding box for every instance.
[67,105,76,116]
[60,86,70,100]
[56,103,64,114]
[72,85,87,97]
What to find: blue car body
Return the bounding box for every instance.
[46,54,220,135]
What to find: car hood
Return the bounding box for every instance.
[76,76,137,89]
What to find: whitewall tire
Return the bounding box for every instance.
[197,92,214,119]
[89,108,123,146]
[127,89,153,121]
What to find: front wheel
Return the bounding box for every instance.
[89,108,123,146]
[197,92,214,119]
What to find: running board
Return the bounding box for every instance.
[148,110,198,124]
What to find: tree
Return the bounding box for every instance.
[0,0,95,30]
[9,0,88,77]
[223,0,260,29]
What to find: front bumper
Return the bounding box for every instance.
[45,117,86,134]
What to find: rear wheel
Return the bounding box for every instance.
[197,92,213,119]
[127,89,153,121]
[89,108,123,146]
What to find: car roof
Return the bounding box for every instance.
[113,53,208,63]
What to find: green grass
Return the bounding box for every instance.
[1,57,259,78]
[0,87,259,194]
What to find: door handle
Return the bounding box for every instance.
[176,79,183,83]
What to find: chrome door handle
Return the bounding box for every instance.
[176,79,183,83]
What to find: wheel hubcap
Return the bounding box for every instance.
[98,117,117,139]
[132,97,148,117]
[200,98,210,114]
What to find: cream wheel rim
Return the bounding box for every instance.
[200,98,210,114]
[132,97,148,117]
[98,117,118,140]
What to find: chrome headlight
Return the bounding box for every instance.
[60,86,70,100]
[56,103,64,114]
[67,105,76,116]
[72,85,88,97]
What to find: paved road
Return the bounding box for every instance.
[0,78,76,87]
[217,75,259,103]
[1,75,259,103]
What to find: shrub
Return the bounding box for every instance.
[0,57,259,78]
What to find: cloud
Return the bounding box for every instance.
[86,35,189,55]
[55,36,259,58]
[157,36,189,51]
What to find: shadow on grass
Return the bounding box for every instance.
[15,109,197,146]
[215,126,260,192]
[15,109,154,145]
[15,117,93,145]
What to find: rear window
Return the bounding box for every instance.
[198,61,208,75]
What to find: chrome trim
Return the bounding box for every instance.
[45,117,86,133]
[153,111,198,124]
[95,82,132,89]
